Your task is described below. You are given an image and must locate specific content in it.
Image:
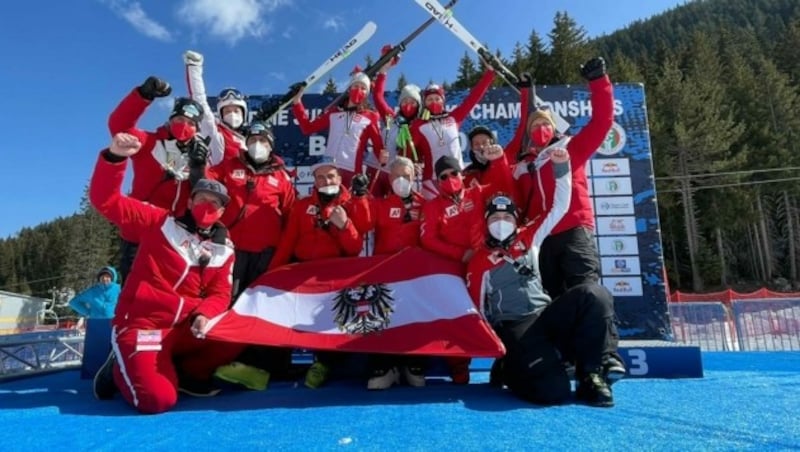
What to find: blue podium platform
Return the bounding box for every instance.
[82,318,703,380]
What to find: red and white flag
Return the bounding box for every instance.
[204,247,505,357]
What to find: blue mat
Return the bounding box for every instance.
[1,352,799,450]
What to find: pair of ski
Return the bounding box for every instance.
[257,0,522,123]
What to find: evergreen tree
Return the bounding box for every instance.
[540,11,593,84]
[396,73,408,92]
[775,18,800,87]
[651,31,744,291]
[63,185,118,290]
[509,41,530,77]
[525,30,548,82]
[322,77,338,95]
[452,51,479,90]
[608,51,643,82]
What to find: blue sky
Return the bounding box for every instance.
[0,0,687,238]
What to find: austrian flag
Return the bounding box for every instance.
[204,248,505,357]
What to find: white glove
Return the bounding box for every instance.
[184,50,204,66]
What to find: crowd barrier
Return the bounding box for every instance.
[668,298,800,351]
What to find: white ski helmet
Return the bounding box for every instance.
[216,87,248,120]
[349,72,371,93]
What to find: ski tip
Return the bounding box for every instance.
[364,21,377,32]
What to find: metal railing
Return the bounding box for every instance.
[669,299,800,351]
[0,329,85,380]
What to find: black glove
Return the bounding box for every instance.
[188,136,210,166]
[351,174,370,196]
[137,76,172,101]
[580,57,607,81]
[515,72,533,89]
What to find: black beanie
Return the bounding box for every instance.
[435,155,461,176]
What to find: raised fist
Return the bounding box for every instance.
[289,82,306,105]
[483,144,504,161]
[550,148,570,164]
[329,205,349,229]
[351,173,370,196]
[515,72,533,89]
[184,50,204,66]
[110,133,142,157]
[138,76,172,101]
[580,57,607,81]
[188,136,211,166]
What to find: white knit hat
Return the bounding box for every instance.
[349,72,371,93]
[398,84,421,105]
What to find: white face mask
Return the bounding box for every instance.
[318,184,340,196]
[247,142,271,163]
[223,111,243,129]
[488,219,516,242]
[391,177,412,198]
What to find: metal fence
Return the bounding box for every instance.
[669,299,800,351]
[0,329,84,380]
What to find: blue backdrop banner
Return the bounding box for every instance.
[212,83,669,340]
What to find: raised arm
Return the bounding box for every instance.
[565,57,614,167]
[528,151,572,250]
[371,72,395,119]
[291,87,330,135]
[504,82,531,161]
[450,68,496,124]
[109,77,172,136]
[184,51,225,166]
[90,134,168,243]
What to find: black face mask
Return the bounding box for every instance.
[317,191,339,205]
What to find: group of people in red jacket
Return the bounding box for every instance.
[89,49,625,414]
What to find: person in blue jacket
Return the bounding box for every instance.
[68,267,120,318]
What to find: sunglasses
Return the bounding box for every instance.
[438,171,460,181]
[218,88,245,102]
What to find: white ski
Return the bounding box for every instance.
[414,0,570,132]
[258,21,377,123]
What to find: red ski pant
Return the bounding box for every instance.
[111,323,243,414]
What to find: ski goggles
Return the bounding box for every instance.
[218,88,246,102]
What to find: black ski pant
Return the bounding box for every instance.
[538,226,601,299]
[494,282,619,405]
[231,247,275,300]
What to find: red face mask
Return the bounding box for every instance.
[191,202,222,229]
[400,103,417,119]
[428,102,444,115]
[170,121,196,142]
[530,124,554,147]
[349,88,366,105]
[439,175,463,196]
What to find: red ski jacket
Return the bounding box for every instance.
[411,69,495,181]
[292,103,384,174]
[208,155,296,253]
[351,191,426,255]
[268,187,366,269]
[89,151,234,330]
[420,185,486,263]
[108,89,206,235]
[514,76,614,233]
[462,154,518,204]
